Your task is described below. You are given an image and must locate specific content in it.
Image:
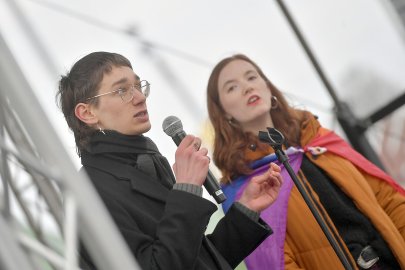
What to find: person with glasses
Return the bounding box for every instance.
[57,51,284,270]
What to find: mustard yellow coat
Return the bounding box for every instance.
[284,117,405,269]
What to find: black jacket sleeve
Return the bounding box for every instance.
[207,203,272,268]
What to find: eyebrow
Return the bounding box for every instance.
[110,74,140,88]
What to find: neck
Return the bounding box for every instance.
[242,114,274,135]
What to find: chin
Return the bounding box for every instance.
[143,124,152,133]
[138,122,152,134]
[121,123,152,136]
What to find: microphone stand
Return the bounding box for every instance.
[259,128,354,270]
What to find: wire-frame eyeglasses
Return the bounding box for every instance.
[86,80,150,103]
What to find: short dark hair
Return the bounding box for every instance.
[56,51,132,156]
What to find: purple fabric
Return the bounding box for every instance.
[234,151,303,270]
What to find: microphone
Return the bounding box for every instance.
[162,116,227,204]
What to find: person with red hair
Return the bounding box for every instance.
[206,53,405,270]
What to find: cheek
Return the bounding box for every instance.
[99,104,127,124]
[112,108,125,117]
[219,94,238,114]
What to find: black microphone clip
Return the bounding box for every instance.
[259,128,287,162]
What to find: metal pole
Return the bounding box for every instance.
[0,32,140,270]
[275,0,385,169]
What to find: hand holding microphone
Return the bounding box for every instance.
[162,116,226,204]
[172,134,210,187]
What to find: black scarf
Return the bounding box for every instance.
[86,130,175,187]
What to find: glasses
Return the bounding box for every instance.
[86,80,150,103]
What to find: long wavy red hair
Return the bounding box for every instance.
[206,54,309,183]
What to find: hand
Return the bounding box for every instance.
[238,163,283,212]
[172,135,210,186]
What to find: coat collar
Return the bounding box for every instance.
[81,153,169,203]
[299,113,321,146]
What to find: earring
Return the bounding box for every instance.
[249,143,257,151]
[271,96,278,109]
[227,118,236,126]
[98,124,106,135]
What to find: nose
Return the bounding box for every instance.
[131,89,146,105]
[243,84,254,95]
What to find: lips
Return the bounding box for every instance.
[247,95,260,105]
[134,110,148,117]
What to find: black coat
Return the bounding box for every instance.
[80,147,271,270]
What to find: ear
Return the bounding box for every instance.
[75,102,98,125]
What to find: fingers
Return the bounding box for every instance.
[173,135,211,185]
[193,138,201,151]
[270,162,281,173]
[271,171,283,188]
[251,171,271,184]
[183,135,209,161]
[266,163,282,185]
[251,163,283,187]
[177,135,203,153]
[269,163,283,185]
[177,135,195,151]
